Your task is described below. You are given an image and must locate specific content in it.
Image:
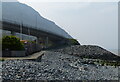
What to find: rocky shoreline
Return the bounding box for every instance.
[53,45,120,61]
[1,45,120,80]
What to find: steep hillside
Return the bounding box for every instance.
[2,0,72,39]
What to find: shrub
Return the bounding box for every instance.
[2,36,24,51]
[0,58,4,61]
[68,39,80,45]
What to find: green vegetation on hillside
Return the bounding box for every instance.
[68,39,80,45]
[96,60,120,66]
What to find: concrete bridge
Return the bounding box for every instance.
[1,1,73,57]
[1,1,72,46]
[1,20,69,44]
[1,20,70,56]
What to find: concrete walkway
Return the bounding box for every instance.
[0,51,46,60]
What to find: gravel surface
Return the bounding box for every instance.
[2,51,119,80]
[53,45,120,61]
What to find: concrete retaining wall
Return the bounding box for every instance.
[2,43,42,57]
[2,50,25,57]
[11,51,25,57]
[24,43,42,56]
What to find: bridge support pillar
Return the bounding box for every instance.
[36,37,40,44]
[36,37,49,48]
[45,37,49,48]
[40,37,49,48]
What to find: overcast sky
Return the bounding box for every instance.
[3,0,119,54]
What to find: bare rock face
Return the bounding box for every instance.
[54,45,120,61]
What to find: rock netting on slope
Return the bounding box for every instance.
[53,45,120,61]
[2,51,119,80]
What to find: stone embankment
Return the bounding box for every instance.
[2,45,119,80]
[53,45,120,61]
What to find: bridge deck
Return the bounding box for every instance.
[1,21,68,42]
